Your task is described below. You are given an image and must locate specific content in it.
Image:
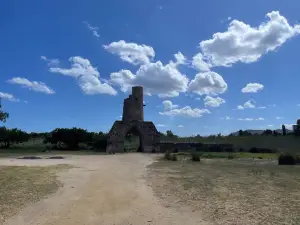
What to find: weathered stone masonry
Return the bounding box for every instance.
[106,86,160,153]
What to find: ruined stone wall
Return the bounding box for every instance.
[122,86,144,122]
[131,86,144,121]
[106,120,160,153]
[107,86,159,153]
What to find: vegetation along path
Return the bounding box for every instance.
[2,154,205,225]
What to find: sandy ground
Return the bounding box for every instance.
[1,154,205,225]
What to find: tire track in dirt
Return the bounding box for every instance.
[3,154,206,225]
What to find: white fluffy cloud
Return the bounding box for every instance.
[159,100,210,118]
[284,124,294,130]
[7,77,55,94]
[103,40,155,65]
[177,125,184,128]
[192,53,211,72]
[83,21,100,38]
[188,71,227,96]
[110,54,189,98]
[162,100,178,110]
[276,116,284,120]
[49,56,117,95]
[237,100,255,110]
[173,52,187,65]
[159,106,210,118]
[0,92,19,102]
[204,96,226,107]
[157,124,166,127]
[195,11,300,68]
[241,83,264,93]
[41,56,60,66]
[238,117,264,121]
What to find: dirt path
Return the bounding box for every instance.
[3,154,205,225]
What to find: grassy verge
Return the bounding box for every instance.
[174,151,279,160]
[148,159,300,225]
[0,164,71,222]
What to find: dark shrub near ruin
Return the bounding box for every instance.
[278,153,296,165]
[191,153,201,161]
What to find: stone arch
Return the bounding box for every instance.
[106,121,160,153]
[124,125,144,152]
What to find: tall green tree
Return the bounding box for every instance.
[282,124,286,136]
[0,101,9,122]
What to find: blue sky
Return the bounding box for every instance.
[1,0,300,136]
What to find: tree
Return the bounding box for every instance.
[238,130,243,136]
[273,130,280,137]
[166,130,178,139]
[282,125,286,136]
[0,127,29,148]
[262,129,273,136]
[44,127,90,150]
[238,130,252,136]
[0,101,9,122]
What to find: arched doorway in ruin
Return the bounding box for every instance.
[124,126,144,152]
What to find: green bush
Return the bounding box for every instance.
[206,153,213,159]
[171,154,177,161]
[191,153,201,161]
[164,152,177,161]
[164,151,172,160]
[278,153,296,165]
[249,147,277,154]
[227,154,235,159]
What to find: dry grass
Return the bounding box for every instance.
[148,158,300,225]
[0,164,71,223]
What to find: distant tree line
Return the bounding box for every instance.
[231,123,300,137]
[1,100,300,151]
[0,102,107,150]
[44,128,107,151]
[0,127,30,148]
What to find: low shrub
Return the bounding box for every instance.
[225,147,235,153]
[172,148,179,153]
[206,153,213,159]
[164,152,177,161]
[278,153,296,165]
[191,153,201,161]
[164,151,172,160]
[171,154,177,161]
[227,154,235,160]
[249,147,277,154]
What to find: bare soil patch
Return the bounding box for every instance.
[0,164,71,223]
[1,154,206,225]
[147,157,300,225]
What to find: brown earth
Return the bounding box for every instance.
[1,154,206,225]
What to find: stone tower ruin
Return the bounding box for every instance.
[106,86,160,153]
